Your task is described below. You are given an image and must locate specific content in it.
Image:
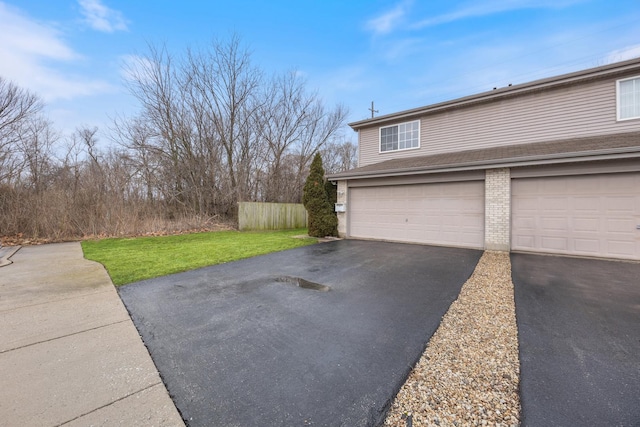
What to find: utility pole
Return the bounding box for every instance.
[368,101,378,118]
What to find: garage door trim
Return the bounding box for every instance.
[348,180,485,249]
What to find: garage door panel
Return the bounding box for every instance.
[607,218,634,233]
[461,231,483,246]
[607,240,635,256]
[422,215,442,225]
[541,236,569,251]
[349,181,484,249]
[462,198,482,210]
[514,235,535,249]
[574,196,601,211]
[437,198,456,209]
[573,217,599,232]
[574,238,600,252]
[512,173,640,260]
[541,180,568,193]
[514,216,536,230]
[605,196,635,212]
[542,197,569,211]
[376,229,397,241]
[513,197,538,211]
[604,177,634,191]
[406,186,423,196]
[461,214,484,228]
[442,216,460,226]
[541,217,569,231]
[405,214,422,223]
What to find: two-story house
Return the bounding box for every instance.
[329,57,640,261]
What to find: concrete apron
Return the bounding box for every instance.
[0,245,21,267]
[0,242,184,427]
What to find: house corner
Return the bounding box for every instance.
[336,180,348,238]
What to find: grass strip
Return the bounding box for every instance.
[82,229,316,286]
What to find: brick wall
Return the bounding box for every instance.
[485,168,511,251]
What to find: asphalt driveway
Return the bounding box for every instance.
[119,240,482,426]
[511,253,640,427]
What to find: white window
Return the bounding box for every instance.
[617,76,640,120]
[380,120,420,152]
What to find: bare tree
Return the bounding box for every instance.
[1,36,352,242]
[321,139,358,174]
[123,44,193,212]
[0,77,43,183]
[110,114,161,203]
[17,116,58,193]
[257,71,348,202]
[185,34,263,208]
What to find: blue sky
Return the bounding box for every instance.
[1,0,640,141]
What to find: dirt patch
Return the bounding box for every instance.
[0,221,235,247]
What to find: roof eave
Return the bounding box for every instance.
[327,149,640,181]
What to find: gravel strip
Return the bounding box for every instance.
[384,251,521,427]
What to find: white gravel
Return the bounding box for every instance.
[384,251,521,427]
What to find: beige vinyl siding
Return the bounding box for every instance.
[358,128,376,167]
[359,75,640,167]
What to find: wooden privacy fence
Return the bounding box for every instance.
[238,202,308,231]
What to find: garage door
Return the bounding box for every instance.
[349,181,484,248]
[512,173,640,260]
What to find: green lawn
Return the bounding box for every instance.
[81,229,317,286]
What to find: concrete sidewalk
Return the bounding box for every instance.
[0,242,184,427]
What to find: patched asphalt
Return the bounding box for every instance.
[118,240,482,426]
[511,253,640,427]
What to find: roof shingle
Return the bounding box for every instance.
[329,131,640,180]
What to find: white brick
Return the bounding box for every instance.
[484,168,510,251]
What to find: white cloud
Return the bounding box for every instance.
[0,3,77,62]
[412,0,586,29]
[606,44,640,64]
[365,2,410,35]
[78,0,128,33]
[0,2,114,101]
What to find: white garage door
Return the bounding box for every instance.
[349,181,484,249]
[512,173,640,260]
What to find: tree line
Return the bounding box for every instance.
[0,36,356,242]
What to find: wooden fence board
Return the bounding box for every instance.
[238,202,308,231]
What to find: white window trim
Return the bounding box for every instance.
[616,75,640,121]
[378,120,421,154]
